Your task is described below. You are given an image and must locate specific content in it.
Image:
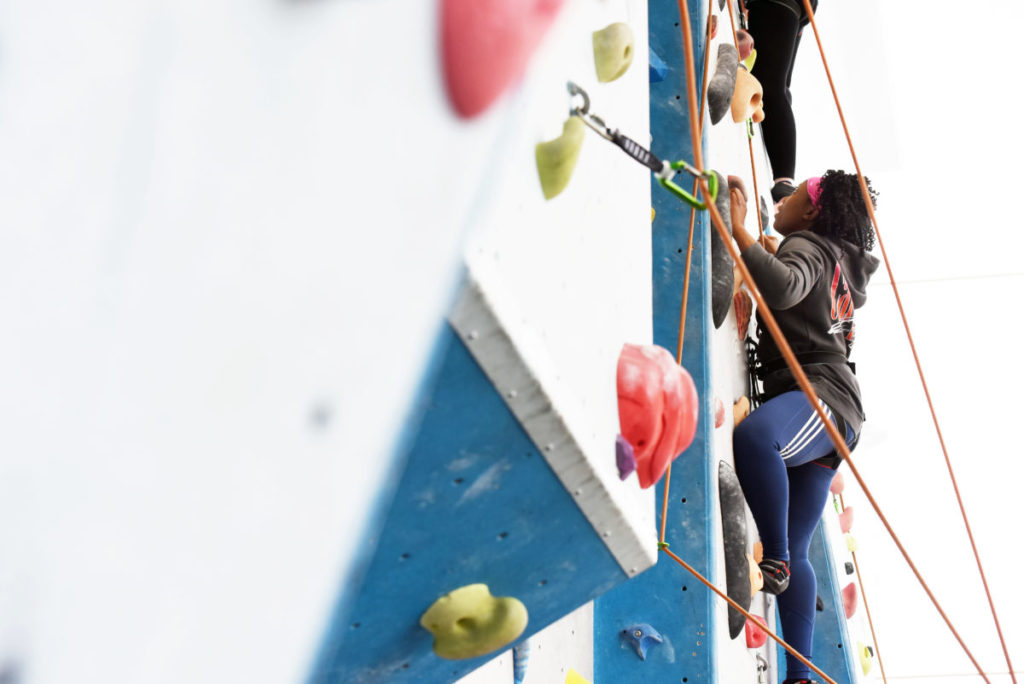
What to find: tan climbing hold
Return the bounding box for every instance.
[733,396,750,427]
[731,66,764,124]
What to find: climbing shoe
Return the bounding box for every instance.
[759,558,790,594]
[782,679,819,684]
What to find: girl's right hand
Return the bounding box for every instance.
[729,187,747,237]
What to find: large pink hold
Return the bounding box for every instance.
[842,581,858,618]
[441,0,567,118]
[617,343,699,489]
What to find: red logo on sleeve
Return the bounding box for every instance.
[828,263,855,340]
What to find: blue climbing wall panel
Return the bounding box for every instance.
[312,324,628,683]
[776,522,858,683]
[594,0,718,681]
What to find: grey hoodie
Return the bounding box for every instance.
[741,230,880,433]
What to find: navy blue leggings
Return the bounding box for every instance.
[733,391,854,680]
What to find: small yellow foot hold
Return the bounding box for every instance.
[592,23,634,83]
[536,116,585,200]
[731,66,764,124]
[419,583,528,660]
[858,641,874,675]
[566,668,593,684]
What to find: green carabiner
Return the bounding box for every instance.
[657,164,718,210]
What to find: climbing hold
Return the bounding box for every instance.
[736,29,754,61]
[741,48,757,71]
[715,396,725,428]
[711,171,735,328]
[622,623,663,660]
[816,595,824,612]
[733,396,750,427]
[744,615,768,649]
[566,668,592,684]
[651,207,656,221]
[707,43,739,125]
[536,116,585,200]
[842,581,858,618]
[734,290,752,340]
[752,540,763,563]
[731,65,764,123]
[593,23,634,83]
[747,552,763,594]
[649,46,668,83]
[759,195,769,232]
[513,640,530,684]
[858,641,873,675]
[617,343,699,489]
[845,533,859,553]
[839,505,854,533]
[720,461,752,639]
[708,14,718,40]
[441,0,567,117]
[616,433,637,480]
[830,471,845,494]
[419,584,528,659]
[845,561,854,575]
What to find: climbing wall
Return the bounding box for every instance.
[316,1,657,682]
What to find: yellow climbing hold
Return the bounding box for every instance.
[651,207,656,221]
[858,641,873,675]
[419,583,528,660]
[742,48,757,71]
[566,668,592,684]
[593,23,635,83]
[845,533,859,553]
[536,116,585,200]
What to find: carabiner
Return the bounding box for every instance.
[657,165,718,210]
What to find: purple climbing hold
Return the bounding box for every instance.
[616,433,636,480]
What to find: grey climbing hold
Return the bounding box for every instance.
[707,43,738,125]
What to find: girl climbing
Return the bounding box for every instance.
[728,171,879,684]
[744,0,819,203]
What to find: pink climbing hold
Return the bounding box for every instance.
[830,471,845,495]
[441,0,567,118]
[839,505,854,533]
[842,581,858,619]
[744,615,768,649]
[736,29,754,61]
[714,397,725,428]
[617,343,699,489]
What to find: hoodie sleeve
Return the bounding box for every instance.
[740,235,828,310]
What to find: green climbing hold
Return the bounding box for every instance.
[592,23,634,83]
[535,116,585,200]
[420,583,529,660]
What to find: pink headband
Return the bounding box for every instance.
[806,176,823,208]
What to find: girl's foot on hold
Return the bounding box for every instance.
[759,558,790,594]
[771,179,797,203]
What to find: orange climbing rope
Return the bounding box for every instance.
[839,493,888,684]
[799,2,1017,681]
[723,0,764,240]
[662,0,716,547]
[662,0,994,681]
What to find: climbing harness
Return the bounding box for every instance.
[567,81,718,210]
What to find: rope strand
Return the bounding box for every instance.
[800,2,1015,680]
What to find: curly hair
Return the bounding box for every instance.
[812,169,877,251]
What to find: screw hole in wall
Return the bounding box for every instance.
[538,579,547,586]
[682,586,688,591]
[497,531,509,540]
[351,623,360,629]
[399,553,410,561]
[453,477,463,485]
[680,497,687,503]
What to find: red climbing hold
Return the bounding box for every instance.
[830,471,845,495]
[617,344,699,489]
[839,505,854,533]
[744,615,768,649]
[441,0,567,118]
[842,581,858,619]
[736,29,754,61]
[714,396,725,428]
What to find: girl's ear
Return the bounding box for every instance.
[803,205,820,223]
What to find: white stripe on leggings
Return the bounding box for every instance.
[779,400,832,461]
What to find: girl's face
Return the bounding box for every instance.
[774,180,818,235]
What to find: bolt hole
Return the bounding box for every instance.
[675,95,681,100]
[401,663,409,670]
[682,586,688,591]
[498,531,509,540]
[351,622,361,629]
[453,477,463,484]
[837,643,843,649]
[539,579,547,586]
[681,497,687,503]
[677,248,683,253]
[399,552,410,561]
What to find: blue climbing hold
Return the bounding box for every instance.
[649,46,668,83]
[513,640,530,684]
[622,623,663,660]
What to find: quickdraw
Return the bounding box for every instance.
[567,81,718,210]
